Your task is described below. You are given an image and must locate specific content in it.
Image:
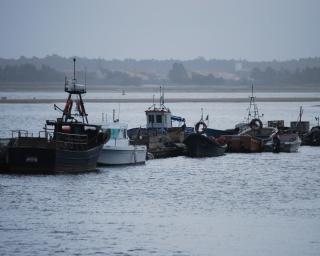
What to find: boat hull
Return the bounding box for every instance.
[223,135,262,153]
[280,141,301,152]
[302,126,320,146]
[0,144,103,174]
[264,132,301,153]
[98,146,146,165]
[184,133,226,157]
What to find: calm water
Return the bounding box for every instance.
[1,97,320,256]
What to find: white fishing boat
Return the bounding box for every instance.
[98,121,147,166]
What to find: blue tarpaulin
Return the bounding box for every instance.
[171,116,185,122]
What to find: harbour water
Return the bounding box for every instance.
[1,94,320,255]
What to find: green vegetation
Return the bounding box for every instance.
[0,55,319,86]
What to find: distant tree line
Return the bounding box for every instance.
[1,61,320,86]
[0,64,64,83]
[167,63,241,85]
[0,64,147,85]
[251,66,320,85]
[1,54,320,77]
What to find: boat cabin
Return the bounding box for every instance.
[145,107,172,129]
[102,122,129,147]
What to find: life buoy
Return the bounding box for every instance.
[250,118,263,131]
[195,121,207,134]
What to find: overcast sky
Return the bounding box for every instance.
[0,0,319,61]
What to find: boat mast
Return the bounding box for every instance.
[62,58,88,123]
[247,84,262,123]
[298,106,303,123]
[159,83,167,110]
[316,116,320,126]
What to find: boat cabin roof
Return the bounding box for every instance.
[145,107,171,114]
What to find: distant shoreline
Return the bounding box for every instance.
[1,83,320,93]
[1,97,320,104]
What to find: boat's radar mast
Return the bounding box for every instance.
[246,84,263,123]
[61,58,88,123]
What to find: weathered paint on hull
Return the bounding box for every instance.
[0,145,103,174]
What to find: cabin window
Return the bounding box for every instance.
[148,115,154,123]
[156,115,162,123]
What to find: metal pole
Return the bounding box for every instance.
[73,58,76,80]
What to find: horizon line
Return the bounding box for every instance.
[1,54,320,63]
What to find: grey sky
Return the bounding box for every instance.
[0,0,319,61]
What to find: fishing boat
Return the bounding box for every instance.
[128,87,187,158]
[183,117,227,157]
[234,84,264,132]
[224,85,267,152]
[98,111,147,165]
[302,115,320,146]
[0,58,108,174]
[290,106,310,138]
[184,109,239,138]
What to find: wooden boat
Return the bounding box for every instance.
[222,134,262,153]
[223,118,277,153]
[183,118,227,157]
[184,132,227,157]
[128,87,187,158]
[0,59,108,174]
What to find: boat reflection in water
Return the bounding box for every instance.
[0,58,109,174]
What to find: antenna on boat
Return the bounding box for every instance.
[152,94,155,108]
[73,57,76,82]
[159,86,162,107]
[251,83,254,98]
[161,84,165,106]
[298,106,303,123]
[316,116,320,126]
[118,101,120,121]
[247,84,263,123]
[113,109,119,123]
[84,66,87,86]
